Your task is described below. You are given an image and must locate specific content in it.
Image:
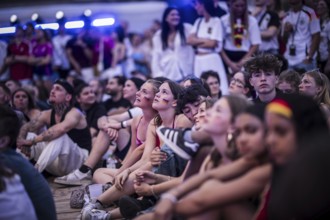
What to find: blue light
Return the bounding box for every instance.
[92,18,115,27]
[35,23,59,30]
[0,26,16,34]
[65,20,84,29]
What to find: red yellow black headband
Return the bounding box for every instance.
[266,99,292,118]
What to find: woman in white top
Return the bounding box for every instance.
[317,0,330,75]
[188,0,228,95]
[152,6,194,82]
[220,0,261,74]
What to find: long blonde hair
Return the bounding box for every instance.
[303,70,330,107]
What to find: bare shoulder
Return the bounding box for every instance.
[66,107,84,118]
[29,109,42,120]
[63,108,85,126]
[38,109,51,123]
[247,164,272,183]
[132,115,143,127]
[175,114,193,128]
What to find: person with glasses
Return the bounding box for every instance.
[244,53,282,103]
[228,71,252,98]
[276,69,301,94]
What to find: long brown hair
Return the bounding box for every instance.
[229,0,249,44]
[210,95,251,166]
[11,88,36,111]
[153,80,183,127]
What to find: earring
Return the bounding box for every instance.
[227,132,233,142]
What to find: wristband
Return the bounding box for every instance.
[121,121,127,128]
[151,185,157,197]
[161,193,177,204]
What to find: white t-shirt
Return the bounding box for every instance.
[319,19,330,62]
[256,9,281,52]
[128,107,143,119]
[151,23,194,81]
[190,17,223,53]
[221,14,261,52]
[52,34,72,69]
[282,5,320,66]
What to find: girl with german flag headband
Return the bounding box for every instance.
[265,93,330,219]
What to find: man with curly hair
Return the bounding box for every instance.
[244,53,283,103]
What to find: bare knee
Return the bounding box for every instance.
[93,168,114,184]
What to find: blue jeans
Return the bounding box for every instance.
[154,144,188,177]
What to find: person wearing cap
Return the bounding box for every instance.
[16,79,91,176]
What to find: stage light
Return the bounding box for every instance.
[0,26,16,34]
[10,15,18,23]
[31,13,39,21]
[65,21,84,29]
[35,23,59,30]
[56,11,64,20]
[92,18,115,27]
[84,9,92,17]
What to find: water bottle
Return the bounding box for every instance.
[106,155,117,169]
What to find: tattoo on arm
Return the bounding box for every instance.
[18,118,41,139]
[40,130,55,142]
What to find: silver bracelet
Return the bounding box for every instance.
[151,185,157,197]
[161,193,177,204]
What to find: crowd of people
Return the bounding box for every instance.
[1,0,330,219]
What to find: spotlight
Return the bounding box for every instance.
[65,21,85,29]
[0,26,16,34]
[35,23,59,30]
[10,14,20,26]
[84,9,92,17]
[10,14,18,23]
[31,13,39,21]
[31,13,43,24]
[56,11,64,20]
[92,18,115,27]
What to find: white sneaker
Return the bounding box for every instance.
[54,169,92,186]
[81,200,107,220]
[82,209,110,220]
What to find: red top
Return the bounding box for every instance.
[7,41,33,81]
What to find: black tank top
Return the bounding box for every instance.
[50,108,91,152]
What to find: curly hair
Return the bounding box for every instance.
[176,84,209,113]
[244,53,283,77]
